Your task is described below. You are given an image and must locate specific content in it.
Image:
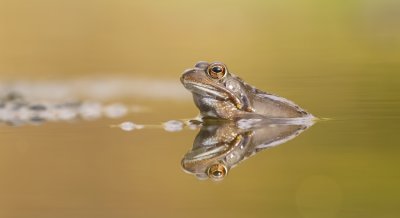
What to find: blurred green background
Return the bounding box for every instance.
[0,0,400,218]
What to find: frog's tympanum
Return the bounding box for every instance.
[181,61,313,120]
[181,119,313,180]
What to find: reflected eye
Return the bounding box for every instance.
[207,63,227,79]
[207,163,227,180]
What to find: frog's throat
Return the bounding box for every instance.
[184,81,244,110]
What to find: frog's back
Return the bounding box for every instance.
[251,91,310,118]
[236,76,311,119]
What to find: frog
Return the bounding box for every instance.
[181,119,313,180]
[180,61,313,120]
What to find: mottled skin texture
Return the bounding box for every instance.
[181,121,312,180]
[180,61,312,120]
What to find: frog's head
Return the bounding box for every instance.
[181,61,235,101]
[181,61,252,119]
[181,122,252,181]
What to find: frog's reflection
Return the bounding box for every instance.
[181,119,314,181]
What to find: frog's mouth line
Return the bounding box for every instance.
[183,81,243,109]
[185,134,245,162]
[184,82,227,99]
[181,133,247,174]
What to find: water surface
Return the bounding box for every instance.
[0,69,399,218]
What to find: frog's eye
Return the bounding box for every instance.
[207,63,227,79]
[207,163,227,180]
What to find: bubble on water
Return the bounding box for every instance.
[16,107,32,120]
[79,102,102,120]
[39,109,58,121]
[57,108,78,120]
[30,116,45,125]
[104,103,128,118]
[29,104,47,111]
[187,124,199,130]
[119,121,144,131]
[0,108,5,121]
[1,107,17,122]
[163,120,184,132]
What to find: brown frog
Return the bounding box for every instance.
[180,61,313,120]
[181,119,313,181]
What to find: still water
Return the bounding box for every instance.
[0,68,399,218]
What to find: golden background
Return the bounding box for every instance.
[0,0,399,218]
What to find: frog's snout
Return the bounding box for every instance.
[180,68,196,85]
[180,69,190,84]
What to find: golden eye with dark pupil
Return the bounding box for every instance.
[207,163,227,180]
[207,64,226,79]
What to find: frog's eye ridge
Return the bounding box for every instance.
[207,63,227,79]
